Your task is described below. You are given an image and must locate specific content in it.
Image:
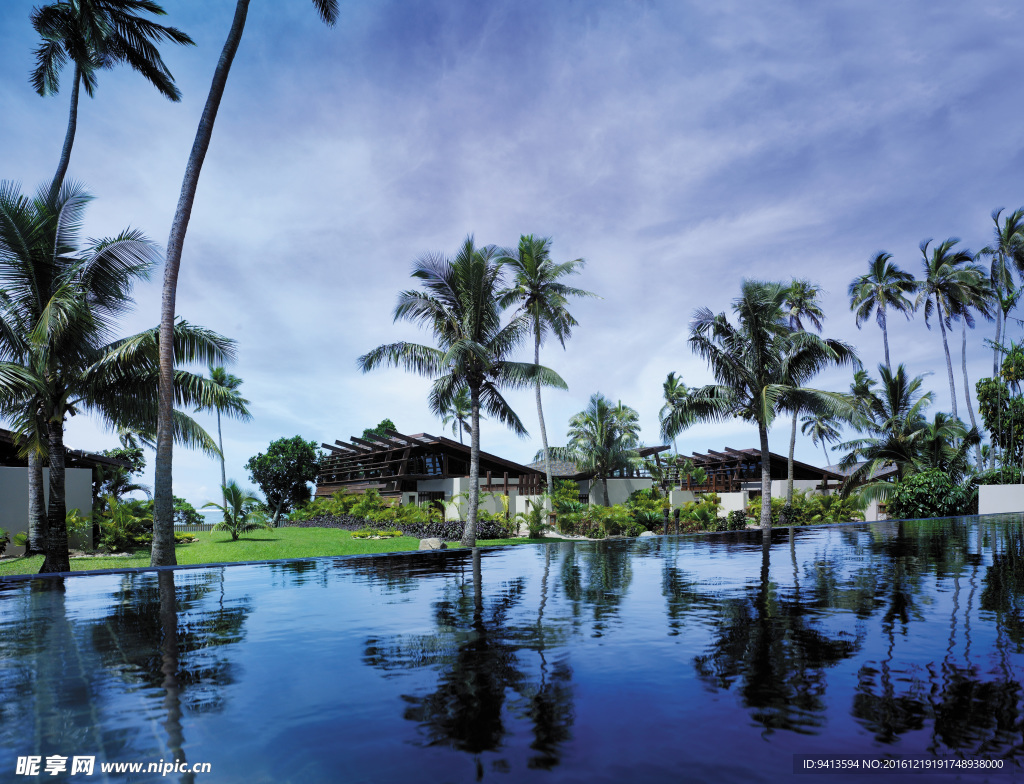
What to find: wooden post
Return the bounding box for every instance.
[663,507,669,536]
[674,507,680,536]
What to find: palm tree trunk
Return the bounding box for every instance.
[217,409,227,506]
[154,0,251,567]
[758,423,772,531]
[880,305,891,373]
[602,475,610,507]
[27,450,47,555]
[936,299,958,420]
[49,63,81,201]
[786,412,797,504]
[39,420,69,573]
[994,288,1003,377]
[961,320,984,467]
[822,441,830,467]
[461,382,481,547]
[535,334,554,497]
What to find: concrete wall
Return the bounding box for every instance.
[717,492,748,514]
[1,467,93,556]
[979,485,1024,515]
[585,477,653,506]
[669,490,696,507]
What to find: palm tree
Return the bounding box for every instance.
[547,393,641,507]
[916,238,988,421]
[916,412,979,484]
[30,0,194,198]
[358,236,566,546]
[848,252,917,372]
[678,280,856,530]
[499,235,594,497]
[203,481,266,541]
[154,0,340,567]
[953,280,994,467]
[979,209,1024,375]
[0,181,240,573]
[659,371,692,452]
[440,386,476,444]
[207,366,251,503]
[800,413,841,467]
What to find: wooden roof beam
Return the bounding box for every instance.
[384,429,424,446]
[350,435,393,450]
[337,439,372,453]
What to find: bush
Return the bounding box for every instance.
[973,467,1024,486]
[0,528,8,557]
[887,470,978,519]
[726,510,748,530]
[13,532,28,549]
[174,496,203,527]
[352,529,403,539]
[98,499,153,552]
[746,491,814,526]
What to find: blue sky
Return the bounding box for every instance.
[1,0,1022,507]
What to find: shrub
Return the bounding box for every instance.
[887,470,978,519]
[98,499,152,552]
[174,496,203,527]
[13,532,28,549]
[726,510,748,530]
[352,529,403,539]
[973,467,1024,486]
[747,491,814,526]
[515,499,550,539]
[0,528,8,557]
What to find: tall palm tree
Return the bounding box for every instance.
[916,239,989,423]
[0,181,240,573]
[953,278,994,467]
[154,0,340,567]
[848,252,917,372]
[979,209,1024,375]
[440,386,477,444]
[800,413,841,467]
[547,394,641,507]
[659,371,692,453]
[678,280,856,530]
[358,236,566,546]
[916,412,979,484]
[499,235,594,497]
[207,366,251,503]
[30,0,194,199]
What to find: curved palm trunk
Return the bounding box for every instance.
[217,410,227,506]
[758,423,772,531]
[822,441,830,468]
[534,334,554,497]
[154,0,251,567]
[39,421,69,573]
[961,320,984,467]
[601,475,610,507]
[880,305,891,373]
[27,450,47,555]
[786,412,797,504]
[49,63,81,201]
[994,290,1003,377]
[935,299,958,421]
[461,383,482,547]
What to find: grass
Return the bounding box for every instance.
[0,527,549,578]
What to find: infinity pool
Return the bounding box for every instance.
[2,516,1023,783]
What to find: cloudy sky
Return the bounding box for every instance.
[1,0,1021,507]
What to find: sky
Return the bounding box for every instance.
[1,0,1022,508]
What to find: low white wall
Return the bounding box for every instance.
[586,477,653,506]
[1,467,93,556]
[669,490,696,507]
[979,485,1024,515]
[717,492,748,514]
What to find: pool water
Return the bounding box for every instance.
[2,516,1024,783]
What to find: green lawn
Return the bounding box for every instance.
[0,527,550,577]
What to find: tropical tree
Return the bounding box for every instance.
[916,412,979,484]
[848,252,917,372]
[244,435,321,526]
[915,238,988,421]
[154,0,340,567]
[30,0,194,198]
[659,371,692,452]
[547,393,641,507]
[678,280,856,530]
[203,480,267,540]
[440,387,475,444]
[0,182,240,573]
[206,366,251,503]
[800,413,842,467]
[358,236,566,546]
[954,278,994,467]
[978,208,1024,375]
[499,235,594,497]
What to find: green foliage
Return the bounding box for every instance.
[174,496,203,527]
[103,445,147,475]
[362,418,397,440]
[98,499,152,552]
[555,503,644,538]
[515,498,550,539]
[887,470,978,520]
[974,467,1024,486]
[977,376,1024,468]
[203,481,269,541]
[726,510,749,530]
[0,528,8,557]
[352,529,403,539]
[246,436,322,521]
[13,532,28,549]
[746,492,813,527]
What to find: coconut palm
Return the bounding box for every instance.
[440,386,477,444]
[659,371,692,452]
[678,280,856,530]
[979,209,1024,375]
[499,235,594,497]
[153,0,340,567]
[915,238,988,422]
[547,393,641,507]
[359,236,566,546]
[848,252,917,372]
[206,366,251,503]
[30,0,194,198]
[800,413,842,467]
[0,181,240,573]
[953,279,994,467]
[203,480,266,540]
[916,412,980,484]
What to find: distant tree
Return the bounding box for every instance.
[245,436,322,526]
[800,413,842,467]
[203,480,267,540]
[978,209,1024,375]
[362,417,397,441]
[659,371,692,452]
[206,366,251,502]
[440,388,476,444]
[848,252,917,372]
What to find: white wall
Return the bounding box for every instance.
[586,477,653,506]
[979,485,1024,515]
[2,467,93,556]
[717,492,748,514]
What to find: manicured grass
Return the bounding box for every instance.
[0,527,547,577]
